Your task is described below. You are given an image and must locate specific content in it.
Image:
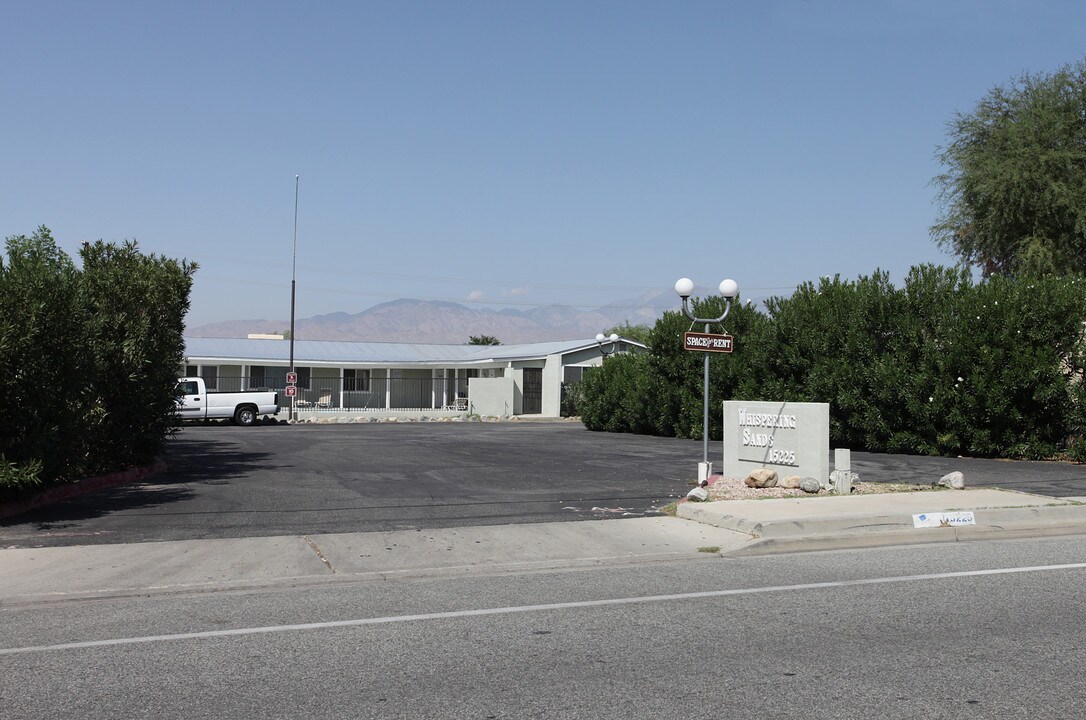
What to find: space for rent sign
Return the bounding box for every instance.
[683,332,733,353]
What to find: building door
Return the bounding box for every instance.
[523,368,543,414]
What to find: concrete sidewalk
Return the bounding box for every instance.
[678,487,1086,554]
[5,489,1086,607]
[0,517,752,606]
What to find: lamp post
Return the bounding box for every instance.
[675,276,739,480]
[595,332,619,357]
[289,174,299,422]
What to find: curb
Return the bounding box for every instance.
[0,460,167,520]
[679,500,1086,538]
[728,514,1086,556]
[679,499,1086,555]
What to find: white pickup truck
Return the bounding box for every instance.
[176,377,280,426]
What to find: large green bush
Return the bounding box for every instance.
[80,240,196,470]
[643,299,772,440]
[0,228,89,491]
[581,268,1086,460]
[581,298,773,439]
[0,227,195,499]
[579,353,655,434]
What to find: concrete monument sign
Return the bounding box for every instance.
[722,401,829,484]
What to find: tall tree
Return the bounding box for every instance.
[931,58,1086,277]
[468,335,501,345]
[604,321,653,346]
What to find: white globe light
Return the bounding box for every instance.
[595,333,606,343]
[719,278,739,299]
[609,333,619,343]
[674,277,695,298]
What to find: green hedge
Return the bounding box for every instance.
[0,227,195,500]
[582,267,1086,460]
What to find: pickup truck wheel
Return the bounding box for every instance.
[234,406,258,426]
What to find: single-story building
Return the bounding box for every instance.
[182,336,644,418]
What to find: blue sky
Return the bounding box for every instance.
[4,1,1085,327]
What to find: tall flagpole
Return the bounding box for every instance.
[289,174,299,422]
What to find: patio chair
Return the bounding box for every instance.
[444,394,468,411]
[314,391,333,409]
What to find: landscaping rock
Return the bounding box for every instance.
[937,471,966,490]
[744,469,778,488]
[799,477,821,494]
[686,487,710,502]
[780,475,802,489]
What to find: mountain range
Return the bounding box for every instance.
[185,291,673,344]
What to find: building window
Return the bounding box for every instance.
[249,365,267,389]
[344,368,371,392]
[247,366,308,390]
[563,366,584,384]
[185,365,217,390]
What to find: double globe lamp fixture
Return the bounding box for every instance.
[674,276,740,482]
[674,277,740,323]
[594,332,620,357]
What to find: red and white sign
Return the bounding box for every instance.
[286,372,298,385]
[284,385,297,397]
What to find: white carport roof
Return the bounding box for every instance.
[183,337,632,367]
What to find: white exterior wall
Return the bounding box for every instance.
[468,377,515,417]
[507,365,523,415]
[542,354,564,417]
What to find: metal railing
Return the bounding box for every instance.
[208,376,468,412]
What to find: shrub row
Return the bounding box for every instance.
[0,227,195,500]
[580,266,1086,460]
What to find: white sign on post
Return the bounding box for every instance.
[722,401,829,484]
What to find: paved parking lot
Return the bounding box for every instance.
[0,423,701,547]
[3,421,1085,548]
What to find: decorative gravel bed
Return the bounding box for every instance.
[705,475,939,502]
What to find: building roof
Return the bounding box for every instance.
[183,336,630,367]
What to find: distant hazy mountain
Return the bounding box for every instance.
[185,291,674,343]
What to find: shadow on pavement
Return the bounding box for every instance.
[154,436,273,485]
[0,437,272,527]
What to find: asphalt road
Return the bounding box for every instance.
[4,534,1085,718]
[3,422,1086,548]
